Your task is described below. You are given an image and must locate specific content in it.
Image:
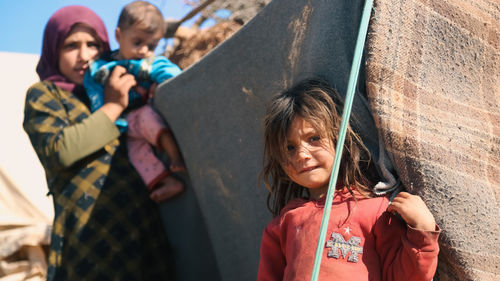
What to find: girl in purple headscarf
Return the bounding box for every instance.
[23,6,174,280]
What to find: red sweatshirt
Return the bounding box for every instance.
[257,188,440,281]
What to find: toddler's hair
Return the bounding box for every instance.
[261,79,374,216]
[117,1,166,35]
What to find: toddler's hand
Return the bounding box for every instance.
[387,192,436,231]
[134,83,157,101]
[147,83,158,99]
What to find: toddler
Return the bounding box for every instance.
[84,1,185,203]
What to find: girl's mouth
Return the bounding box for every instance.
[75,66,87,75]
[300,166,317,173]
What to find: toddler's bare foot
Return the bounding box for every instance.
[169,161,186,173]
[149,176,184,203]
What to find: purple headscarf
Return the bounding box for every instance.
[36,5,110,92]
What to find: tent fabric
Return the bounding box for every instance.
[153,0,498,280]
[0,167,50,227]
[155,0,387,280]
[365,0,499,280]
[0,166,51,281]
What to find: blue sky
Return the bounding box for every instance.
[0,0,196,55]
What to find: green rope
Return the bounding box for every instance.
[309,0,374,280]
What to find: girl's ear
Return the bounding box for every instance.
[115,27,121,43]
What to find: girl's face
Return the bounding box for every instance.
[283,116,335,200]
[58,25,101,85]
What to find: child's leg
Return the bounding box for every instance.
[127,110,184,203]
[130,104,186,172]
[158,130,185,172]
[127,136,184,203]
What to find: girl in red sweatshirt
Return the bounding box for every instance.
[258,79,440,281]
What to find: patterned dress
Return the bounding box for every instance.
[23,81,174,280]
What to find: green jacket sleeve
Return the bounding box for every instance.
[23,82,120,171]
[59,110,119,167]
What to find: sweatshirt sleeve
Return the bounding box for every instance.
[58,110,119,166]
[257,218,286,281]
[375,211,441,281]
[23,82,120,171]
[149,56,182,83]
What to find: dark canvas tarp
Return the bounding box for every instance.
[153,0,499,280]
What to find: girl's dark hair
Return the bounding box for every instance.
[261,79,374,216]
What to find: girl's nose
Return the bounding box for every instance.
[79,46,93,61]
[296,144,311,160]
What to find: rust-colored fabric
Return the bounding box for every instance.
[365,0,500,280]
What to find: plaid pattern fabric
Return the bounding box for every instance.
[23,81,174,280]
[365,0,499,279]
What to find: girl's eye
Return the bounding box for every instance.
[310,135,321,142]
[148,44,156,51]
[63,42,78,49]
[134,40,142,47]
[88,42,99,49]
